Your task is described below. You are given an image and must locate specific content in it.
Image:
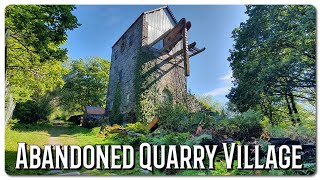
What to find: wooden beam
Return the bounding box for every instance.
[148,29,171,48]
[186,21,191,30]
[189,47,206,58]
[148,116,159,130]
[183,26,190,76]
[163,18,186,47]
[165,48,184,61]
[160,34,183,54]
[164,42,196,62]
[188,42,196,49]
[148,18,191,50]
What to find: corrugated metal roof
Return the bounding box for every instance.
[112,6,178,48]
[85,106,106,115]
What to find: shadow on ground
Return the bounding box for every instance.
[10,122,93,137]
[5,151,49,176]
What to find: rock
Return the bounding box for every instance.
[46,170,63,175]
[127,130,142,136]
[58,171,81,176]
[140,168,151,175]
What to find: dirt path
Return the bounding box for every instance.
[46,120,81,175]
[48,120,71,146]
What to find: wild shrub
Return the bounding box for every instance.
[13,96,53,123]
[185,133,212,146]
[100,123,147,148]
[125,122,149,134]
[212,109,263,141]
[157,103,190,132]
[269,125,316,144]
[148,132,190,146]
[100,124,124,136]
[232,109,263,141]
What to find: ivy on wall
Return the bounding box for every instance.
[133,49,203,124]
[134,49,160,123]
[109,83,122,124]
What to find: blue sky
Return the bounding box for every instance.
[62,5,249,105]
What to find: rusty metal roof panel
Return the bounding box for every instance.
[85,106,106,115]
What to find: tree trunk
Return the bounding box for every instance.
[285,94,295,123]
[289,92,300,124]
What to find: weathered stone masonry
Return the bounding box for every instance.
[107,6,188,123]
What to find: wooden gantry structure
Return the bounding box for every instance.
[148,18,206,76]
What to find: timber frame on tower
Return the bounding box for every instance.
[147,17,206,76]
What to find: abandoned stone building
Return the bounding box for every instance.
[106,6,205,123]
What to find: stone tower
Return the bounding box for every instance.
[106,6,204,123]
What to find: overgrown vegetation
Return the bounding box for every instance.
[109,84,123,124]
[227,5,316,125]
[59,57,111,114]
[5,4,316,176]
[5,5,80,103]
[13,95,54,123]
[134,50,159,123]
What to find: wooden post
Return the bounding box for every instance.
[182,25,190,76]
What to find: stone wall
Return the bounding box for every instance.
[107,9,189,124]
[155,54,187,104]
[107,16,143,120]
[134,49,187,123]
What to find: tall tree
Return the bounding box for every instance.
[5,5,80,102]
[227,5,316,124]
[59,57,111,113]
[5,5,80,63]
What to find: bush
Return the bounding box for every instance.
[82,115,106,128]
[100,124,124,136]
[213,109,263,141]
[125,122,149,134]
[100,123,147,148]
[148,132,190,146]
[13,96,53,123]
[185,133,212,146]
[269,125,316,144]
[157,103,190,132]
[107,132,147,149]
[233,109,263,141]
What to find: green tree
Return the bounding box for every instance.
[196,95,223,114]
[5,5,80,102]
[227,5,316,125]
[5,5,80,63]
[59,57,111,113]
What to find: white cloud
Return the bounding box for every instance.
[219,71,233,82]
[202,71,234,98]
[203,86,231,97]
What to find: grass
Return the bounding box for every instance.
[5,124,51,175]
[5,121,148,176]
[5,122,108,175]
[5,121,312,176]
